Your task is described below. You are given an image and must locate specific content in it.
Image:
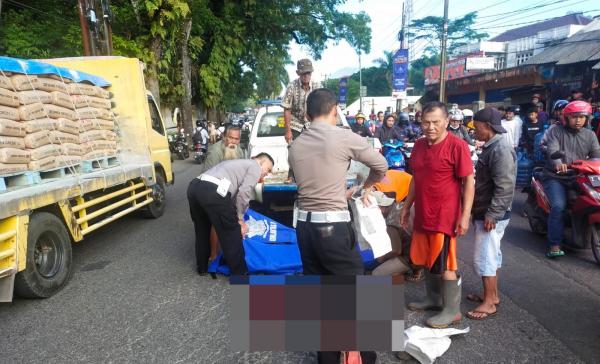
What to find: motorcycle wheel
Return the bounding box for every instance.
[592,224,600,266]
[525,203,547,235]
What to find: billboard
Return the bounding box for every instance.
[338,77,348,106]
[393,49,409,92]
[465,57,495,71]
[424,52,484,85]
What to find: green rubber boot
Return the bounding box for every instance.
[407,272,443,311]
[426,277,462,328]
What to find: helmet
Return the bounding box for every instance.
[355,112,366,120]
[449,109,464,121]
[398,112,410,123]
[196,119,202,127]
[461,109,473,118]
[552,100,569,113]
[563,100,592,118]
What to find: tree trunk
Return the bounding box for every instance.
[146,36,162,109]
[181,17,194,135]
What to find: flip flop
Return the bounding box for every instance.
[466,309,498,321]
[546,250,565,258]
[466,293,500,306]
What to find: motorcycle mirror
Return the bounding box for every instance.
[550,151,565,160]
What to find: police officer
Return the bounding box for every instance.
[288,89,388,364]
[187,154,274,275]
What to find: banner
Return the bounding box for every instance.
[393,49,409,92]
[338,77,348,105]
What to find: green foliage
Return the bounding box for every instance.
[409,53,440,94]
[409,12,488,55]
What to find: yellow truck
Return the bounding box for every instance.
[0,56,173,301]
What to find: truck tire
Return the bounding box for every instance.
[143,173,166,218]
[14,212,73,298]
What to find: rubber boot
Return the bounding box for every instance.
[426,277,462,328]
[407,271,442,311]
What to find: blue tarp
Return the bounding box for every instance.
[0,56,111,87]
[208,209,378,275]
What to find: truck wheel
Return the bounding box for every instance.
[14,212,72,298]
[143,173,166,218]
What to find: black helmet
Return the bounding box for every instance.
[398,112,410,123]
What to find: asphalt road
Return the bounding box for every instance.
[1,159,599,363]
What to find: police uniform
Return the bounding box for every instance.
[288,120,387,364]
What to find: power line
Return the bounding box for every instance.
[472,9,600,31]
[475,0,566,19]
[474,0,590,27]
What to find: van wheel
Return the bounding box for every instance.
[143,173,166,218]
[14,212,72,298]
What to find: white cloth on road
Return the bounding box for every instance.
[404,325,470,364]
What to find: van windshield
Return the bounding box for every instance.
[257,111,285,137]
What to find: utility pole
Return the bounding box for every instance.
[78,0,92,56]
[359,49,363,113]
[439,0,449,102]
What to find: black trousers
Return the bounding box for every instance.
[187,178,248,275]
[296,220,376,364]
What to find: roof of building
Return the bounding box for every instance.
[490,13,591,42]
[525,28,600,65]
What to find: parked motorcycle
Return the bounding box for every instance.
[524,151,600,265]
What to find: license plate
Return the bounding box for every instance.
[589,175,600,187]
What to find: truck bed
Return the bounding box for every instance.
[0,155,154,220]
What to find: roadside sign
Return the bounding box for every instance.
[465,57,495,71]
[360,86,367,97]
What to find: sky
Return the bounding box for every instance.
[285,0,600,83]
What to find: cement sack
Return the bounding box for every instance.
[28,144,61,161]
[56,155,82,167]
[83,149,115,160]
[24,131,50,149]
[81,140,117,154]
[0,73,12,90]
[0,119,26,137]
[76,107,112,121]
[49,130,79,145]
[18,102,46,121]
[9,74,40,91]
[71,95,112,110]
[37,77,68,93]
[79,129,117,143]
[43,104,76,120]
[0,136,25,149]
[0,163,27,175]
[28,156,56,171]
[55,118,79,135]
[23,118,58,133]
[50,91,74,110]
[18,90,52,105]
[45,74,71,83]
[68,83,110,99]
[60,143,84,156]
[0,148,30,164]
[0,105,19,121]
[79,118,114,132]
[0,87,19,107]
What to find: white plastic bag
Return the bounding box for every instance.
[349,195,391,258]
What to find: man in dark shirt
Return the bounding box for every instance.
[350,112,373,137]
[521,107,545,156]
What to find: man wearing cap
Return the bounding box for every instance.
[289,88,387,364]
[282,59,322,144]
[351,112,373,137]
[466,107,516,321]
[501,107,523,150]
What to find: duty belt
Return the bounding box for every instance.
[297,210,351,223]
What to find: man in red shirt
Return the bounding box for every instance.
[400,101,475,328]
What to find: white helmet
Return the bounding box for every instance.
[449,109,464,121]
[461,109,474,117]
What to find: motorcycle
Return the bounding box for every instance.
[524,151,600,265]
[173,128,189,160]
[382,140,410,172]
[193,142,207,164]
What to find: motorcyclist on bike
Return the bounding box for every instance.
[447,109,474,145]
[192,119,209,149]
[543,101,600,258]
[395,112,415,142]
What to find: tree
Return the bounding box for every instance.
[409,53,440,94]
[409,12,488,56]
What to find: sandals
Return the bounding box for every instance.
[546,249,565,258]
[405,269,425,282]
[466,309,498,321]
[466,293,500,306]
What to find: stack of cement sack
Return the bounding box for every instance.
[0,72,116,176]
